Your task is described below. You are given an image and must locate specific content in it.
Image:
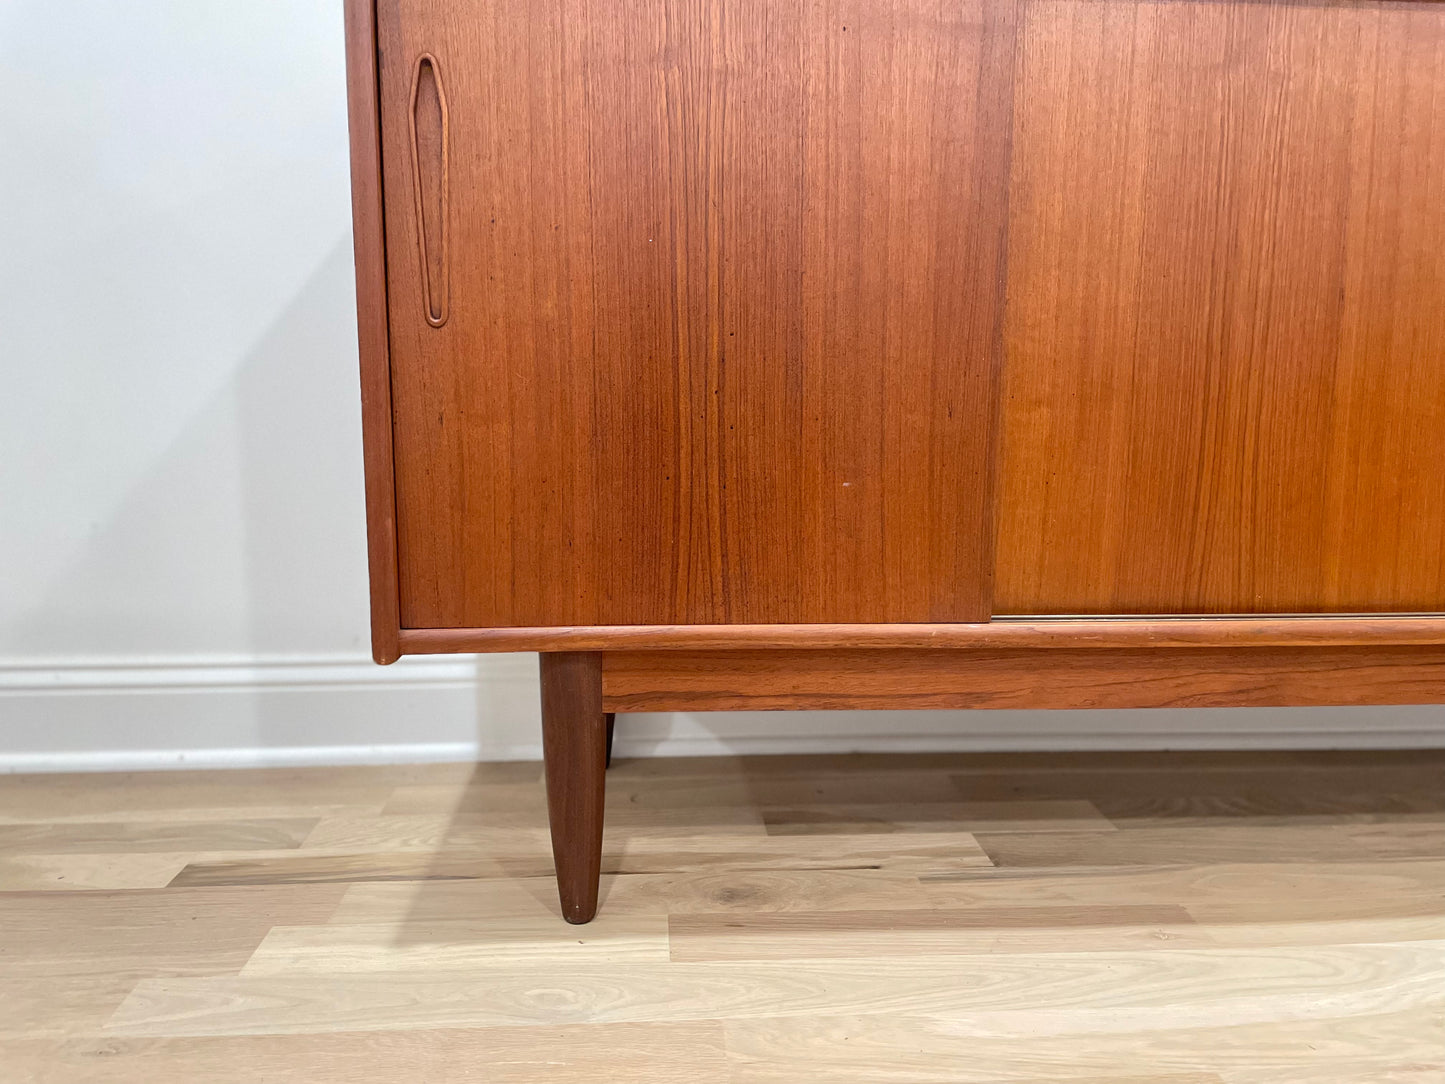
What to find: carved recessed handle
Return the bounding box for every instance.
[409,53,449,328]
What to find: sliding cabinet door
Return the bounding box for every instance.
[376,0,1016,629]
[997,0,1445,615]
[999,0,1445,615]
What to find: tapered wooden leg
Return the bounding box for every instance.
[605,713,616,768]
[539,652,607,924]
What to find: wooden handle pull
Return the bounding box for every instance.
[409,53,449,328]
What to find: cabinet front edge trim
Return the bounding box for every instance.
[394,616,1445,655]
[344,0,402,664]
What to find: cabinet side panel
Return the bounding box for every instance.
[344,0,401,663]
[997,0,1445,614]
[376,0,1016,628]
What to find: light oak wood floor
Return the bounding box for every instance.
[4,749,1445,1083]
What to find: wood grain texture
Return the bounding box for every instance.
[972,823,1445,869]
[760,799,1112,836]
[375,0,1016,628]
[100,947,1445,1039]
[0,818,316,855]
[997,0,1445,615]
[406,53,449,327]
[167,829,991,888]
[601,646,1445,711]
[3,1024,729,1084]
[397,615,1445,654]
[326,871,946,922]
[0,854,192,892]
[167,851,552,888]
[668,904,1203,961]
[241,914,670,973]
[343,0,401,664]
[723,1011,1441,1084]
[10,752,1445,1080]
[0,975,143,1040]
[917,858,1445,915]
[0,884,346,978]
[540,652,608,923]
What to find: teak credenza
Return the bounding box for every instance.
[343,0,1445,921]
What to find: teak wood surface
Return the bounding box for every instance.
[373,0,1014,629]
[602,646,1445,712]
[996,0,1445,615]
[396,615,1445,655]
[539,653,608,922]
[344,0,401,664]
[350,0,1445,650]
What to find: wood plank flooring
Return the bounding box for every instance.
[3,750,1445,1082]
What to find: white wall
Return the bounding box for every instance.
[3,1,1443,771]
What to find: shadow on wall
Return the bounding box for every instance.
[10,239,366,657]
[4,240,482,760]
[234,238,374,658]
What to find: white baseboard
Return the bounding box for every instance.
[0,743,486,774]
[4,653,1445,773]
[0,654,518,773]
